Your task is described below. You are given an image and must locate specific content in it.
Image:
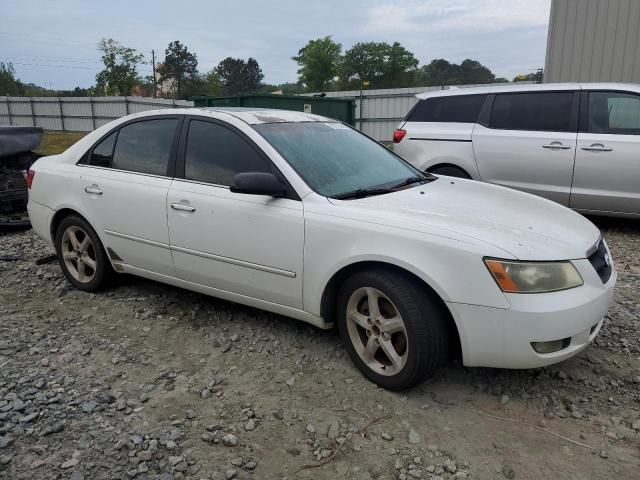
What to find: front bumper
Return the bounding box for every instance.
[447,258,616,369]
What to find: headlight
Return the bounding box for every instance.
[484,259,583,293]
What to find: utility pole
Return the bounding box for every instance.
[152,49,157,97]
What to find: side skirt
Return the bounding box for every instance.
[113,262,332,330]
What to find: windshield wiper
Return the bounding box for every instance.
[332,187,394,200]
[389,175,430,190]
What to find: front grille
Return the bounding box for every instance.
[588,239,612,284]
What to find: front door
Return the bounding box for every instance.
[167,118,304,308]
[472,91,578,205]
[572,90,640,215]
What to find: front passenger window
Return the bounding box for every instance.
[184,120,271,186]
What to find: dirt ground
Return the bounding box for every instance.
[0,217,639,480]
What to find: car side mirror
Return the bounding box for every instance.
[230,172,288,197]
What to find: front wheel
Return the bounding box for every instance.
[55,215,113,292]
[337,268,449,390]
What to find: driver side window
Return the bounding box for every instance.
[184,120,271,186]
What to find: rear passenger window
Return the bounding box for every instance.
[490,92,574,132]
[112,119,178,176]
[184,120,271,186]
[89,132,116,168]
[407,95,487,123]
[588,91,640,135]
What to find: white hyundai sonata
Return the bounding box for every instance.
[27,108,616,390]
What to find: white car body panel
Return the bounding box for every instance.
[28,107,615,370]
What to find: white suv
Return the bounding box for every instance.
[393,83,640,217]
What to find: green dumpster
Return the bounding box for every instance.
[191,94,355,126]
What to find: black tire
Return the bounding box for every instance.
[428,165,471,179]
[54,215,114,292]
[336,268,449,391]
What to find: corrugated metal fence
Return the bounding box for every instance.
[0,96,193,132]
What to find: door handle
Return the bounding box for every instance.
[84,186,103,195]
[171,203,196,212]
[581,144,613,152]
[542,142,572,150]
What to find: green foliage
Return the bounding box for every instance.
[382,42,419,87]
[342,42,389,85]
[292,36,342,92]
[215,57,264,95]
[95,38,144,96]
[0,62,21,95]
[260,82,306,95]
[416,58,495,86]
[161,40,199,98]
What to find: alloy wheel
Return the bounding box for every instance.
[345,287,409,376]
[61,225,97,283]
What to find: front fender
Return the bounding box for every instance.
[302,211,511,317]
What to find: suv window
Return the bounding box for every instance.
[490,92,574,132]
[111,119,178,176]
[407,95,487,123]
[588,91,640,135]
[184,120,271,186]
[89,131,116,168]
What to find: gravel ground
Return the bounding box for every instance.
[0,217,639,480]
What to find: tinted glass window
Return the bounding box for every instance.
[185,120,271,186]
[490,92,574,131]
[89,131,116,168]
[255,122,422,198]
[407,95,487,123]
[112,119,178,175]
[588,91,640,134]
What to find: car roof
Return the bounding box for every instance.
[121,107,335,125]
[197,107,332,124]
[415,82,640,100]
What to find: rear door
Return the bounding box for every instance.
[77,116,181,276]
[571,90,640,215]
[472,91,579,205]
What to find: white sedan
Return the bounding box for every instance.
[27,108,616,390]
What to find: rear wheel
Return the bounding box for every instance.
[337,268,449,390]
[428,165,471,179]
[55,215,113,292]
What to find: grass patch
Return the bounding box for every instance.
[35,131,87,156]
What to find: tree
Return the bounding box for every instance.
[215,57,264,95]
[457,59,495,85]
[382,42,418,87]
[342,42,388,86]
[95,38,144,96]
[416,58,496,86]
[292,36,342,92]
[0,62,21,95]
[160,40,198,98]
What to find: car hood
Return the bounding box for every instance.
[327,178,601,261]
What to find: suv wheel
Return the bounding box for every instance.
[429,165,470,179]
[337,268,449,390]
[55,215,113,292]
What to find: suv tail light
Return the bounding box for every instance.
[393,129,407,143]
[25,169,36,189]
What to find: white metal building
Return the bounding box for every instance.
[545,0,640,83]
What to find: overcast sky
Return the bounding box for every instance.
[1,0,551,90]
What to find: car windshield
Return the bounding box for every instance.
[254,121,429,198]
